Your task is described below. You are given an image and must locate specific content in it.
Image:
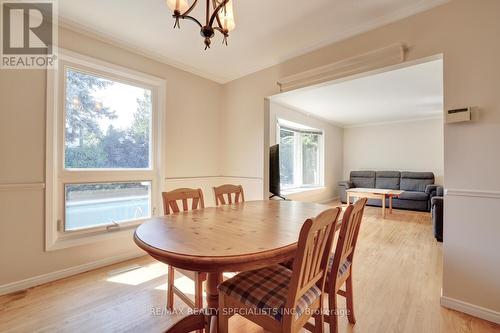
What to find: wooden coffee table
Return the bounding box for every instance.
[346,188,403,218]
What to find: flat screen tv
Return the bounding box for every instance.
[269,144,286,200]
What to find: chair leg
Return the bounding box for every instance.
[194,273,203,310]
[313,299,324,333]
[328,291,338,333]
[167,265,175,311]
[218,293,229,333]
[346,276,356,324]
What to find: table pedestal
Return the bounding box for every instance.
[167,272,223,333]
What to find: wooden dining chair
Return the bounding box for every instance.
[324,197,367,333]
[213,184,245,206]
[162,188,207,312]
[217,207,342,333]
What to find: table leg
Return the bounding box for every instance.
[347,193,350,205]
[382,195,386,219]
[166,272,223,333]
[206,272,223,333]
[389,195,393,214]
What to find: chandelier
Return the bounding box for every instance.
[166,0,236,50]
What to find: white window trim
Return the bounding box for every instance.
[45,49,166,251]
[276,119,325,190]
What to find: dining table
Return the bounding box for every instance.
[134,199,344,333]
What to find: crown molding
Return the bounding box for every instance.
[55,0,450,84]
[275,0,450,67]
[226,0,451,83]
[57,17,229,84]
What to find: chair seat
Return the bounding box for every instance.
[329,256,352,277]
[218,264,321,321]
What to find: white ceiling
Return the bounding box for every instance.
[271,59,444,127]
[59,0,449,83]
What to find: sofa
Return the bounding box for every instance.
[339,171,439,212]
[431,186,444,241]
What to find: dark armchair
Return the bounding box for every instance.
[431,186,444,242]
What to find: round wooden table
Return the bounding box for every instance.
[134,200,341,333]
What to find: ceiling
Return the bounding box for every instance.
[59,0,449,83]
[271,59,444,127]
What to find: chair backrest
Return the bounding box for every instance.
[285,207,341,319]
[162,188,205,215]
[213,184,245,206]
[330,198,367,285]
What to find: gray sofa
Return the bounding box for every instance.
[339,171,439,212]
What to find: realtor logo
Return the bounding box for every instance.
[1,0,57,69]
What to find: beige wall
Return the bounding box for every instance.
[221,0,500,317]
[343,118,444,184]
[269,102,343,202]
[0,27,223,286]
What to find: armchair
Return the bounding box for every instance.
[431,186,444,242]
[338,181,354,203]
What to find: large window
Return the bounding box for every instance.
[46,50,165,249]
[278,119,323,190]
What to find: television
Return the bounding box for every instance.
[269,145,286,200]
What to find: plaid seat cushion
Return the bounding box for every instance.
[218,264,321,321]
[279,259,294,270]
[328,256,352,278]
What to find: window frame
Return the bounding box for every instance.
[276,119,324,191]
[46,49,166,251]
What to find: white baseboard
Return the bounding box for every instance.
[441,295,500,324]
[0,251,146,296]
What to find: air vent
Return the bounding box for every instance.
[446,107,472,123]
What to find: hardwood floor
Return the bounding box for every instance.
[1,204,499,333]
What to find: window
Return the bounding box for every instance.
[46,50,165,249]
[64,69,152,169]
[278,119,323,190]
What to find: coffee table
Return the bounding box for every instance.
[346,188,403,218]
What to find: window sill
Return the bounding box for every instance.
[46,224,138,251]
[281,186,326,196]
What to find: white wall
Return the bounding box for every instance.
[269,102,343,202]
[343,118,444,184]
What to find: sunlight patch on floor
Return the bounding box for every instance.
[154,275,207,298]
[106,262,167,285]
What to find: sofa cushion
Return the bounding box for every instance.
[399,191,429,201]
[375,171,401,190]
[350,171,375,188]
[400,172,435,192]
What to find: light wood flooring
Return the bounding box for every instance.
[1,204,499,333]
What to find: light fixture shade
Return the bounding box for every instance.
[166,0,189,13]
[221,0,235,31]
